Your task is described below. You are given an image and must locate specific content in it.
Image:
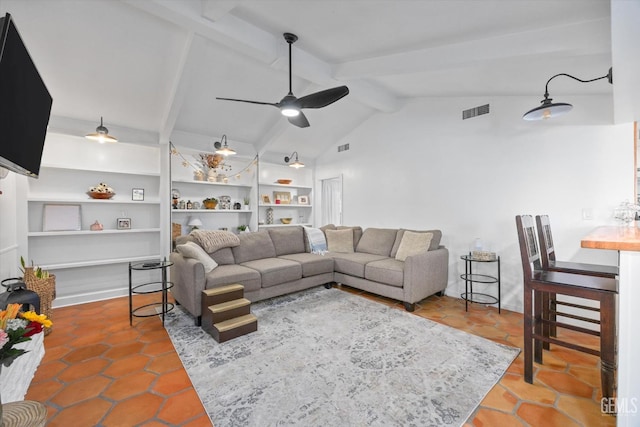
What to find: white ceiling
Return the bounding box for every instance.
[1,0,625,162]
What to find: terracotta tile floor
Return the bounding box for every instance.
[26,286,615,426]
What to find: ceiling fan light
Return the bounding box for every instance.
[85,117,118,143]
[281,107,300,117]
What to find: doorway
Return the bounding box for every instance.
[320,176,343,226]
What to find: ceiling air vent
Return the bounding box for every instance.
[462,104,490,120]
[338,143,350,152]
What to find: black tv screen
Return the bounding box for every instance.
[0,13,52,178]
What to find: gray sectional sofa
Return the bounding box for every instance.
[170,225,448,325]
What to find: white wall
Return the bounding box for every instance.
[0,172,22,282]
[315,95,634,312]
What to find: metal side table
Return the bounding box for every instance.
[129,258,174,325]
[460,254,501,313]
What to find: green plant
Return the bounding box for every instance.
[237,225,247,231]
[243,196,250,205]
[20,256,50,279]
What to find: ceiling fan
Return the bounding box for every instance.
[216,33,349,128]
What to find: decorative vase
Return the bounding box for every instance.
[203,200,217,210]
[207,169,217,182]
[266,207,274,225]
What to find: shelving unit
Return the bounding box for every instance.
[257,163,314,229]
[170,145,258,237]
[22,133,163,307]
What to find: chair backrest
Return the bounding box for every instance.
[515,215,543,279]
[535,215,556,269]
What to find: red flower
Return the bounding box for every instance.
[23,321,43,337]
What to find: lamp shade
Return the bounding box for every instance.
[188,218,203,228]
[214,135,236,156]
[522,99,573,121]
[85,117,117,143]
[284,151,304,168]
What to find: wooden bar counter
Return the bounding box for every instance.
[582,226,640,424]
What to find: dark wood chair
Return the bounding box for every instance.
[535,214,618,339]
[535,215,618,278]
[515,215,617,399]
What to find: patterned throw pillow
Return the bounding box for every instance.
[304,226,328,254]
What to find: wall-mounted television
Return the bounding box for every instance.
[0,12,52,178]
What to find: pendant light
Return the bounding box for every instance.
[85,117,118,143]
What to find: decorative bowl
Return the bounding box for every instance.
[88,191,115,200]
[280,218,292,224]
[277,179,292,185]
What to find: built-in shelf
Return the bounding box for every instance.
[171,209,254,214]
[28,228,161,237]
[41,255,162,271]
[259,204,312,208]
[28,196,160,204]
[259,223,312,228]
[172,179,251,188]
[259,182,312,190]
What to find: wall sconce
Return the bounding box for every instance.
[522,67,613,121]
[85,116,118,143]
[214,134,236,156]
[284,151,304,168]
[188,217,203,231]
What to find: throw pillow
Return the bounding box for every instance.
[304,226,328,253]
[176,241,218,273]
[326,229,354,253]
[395,231,433,261]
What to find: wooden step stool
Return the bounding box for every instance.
[201,284,257,343]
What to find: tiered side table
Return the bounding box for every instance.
[129,258,174,325]
[460,254,501,313]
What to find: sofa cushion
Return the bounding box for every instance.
[391,229,442,257]
[268,226,305,256]
[279,253,334,277]
[205,264,261,293]
[355,228,398,256]
[337,225,363,249]
[305,224,337,252]
[232,231,277,263]
[330,252,388,278]
[241,258,302,288]
[365,258,404,287]
[209,247,235,265]
[395,231,433,261]
[326,229,355,253]
[176,241,218,273]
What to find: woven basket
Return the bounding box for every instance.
[23,267,56,335]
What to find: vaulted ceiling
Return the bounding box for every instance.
[2,0,629,162]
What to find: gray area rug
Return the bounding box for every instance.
[164,287,519,427]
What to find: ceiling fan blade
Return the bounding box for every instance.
[297,86,349,109]
[288,111,310,128]
[216,97,278,107]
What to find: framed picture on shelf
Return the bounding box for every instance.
[297,195,309,205]
[43,204,82,231]
[132,188,144,201]
[261,194,271,204]
[117,218,132,230]
[273,191,291,204]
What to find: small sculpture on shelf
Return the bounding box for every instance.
[90,220,103,231]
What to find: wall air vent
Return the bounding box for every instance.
[338,143,350,152]
[462,104,490,120]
